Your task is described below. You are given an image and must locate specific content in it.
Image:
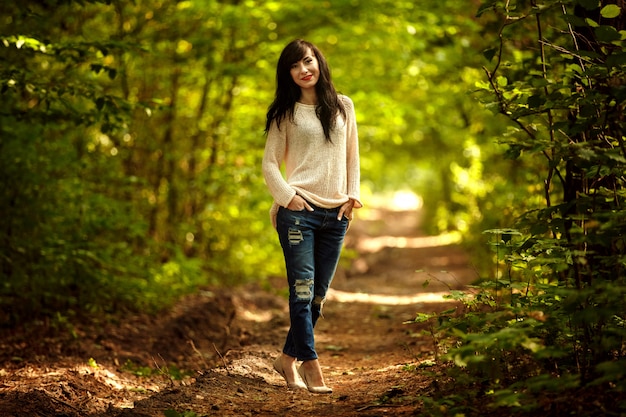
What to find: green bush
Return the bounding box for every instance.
[410,1,626,415]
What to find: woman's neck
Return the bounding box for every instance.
[299,90,318,105]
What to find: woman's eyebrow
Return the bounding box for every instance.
[291,54,313,65]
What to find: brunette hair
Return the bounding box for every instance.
[264,39,346,142]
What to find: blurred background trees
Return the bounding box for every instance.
[1,0,508,320]
[1,0,623,339]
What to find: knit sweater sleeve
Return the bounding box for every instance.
[343,96,363,209]
[262,120,297,209]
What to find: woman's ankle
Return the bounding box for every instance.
[281,353,297,364]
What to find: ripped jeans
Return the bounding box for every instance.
[276,203,349,361]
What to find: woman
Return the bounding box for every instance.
[262,39,362,394]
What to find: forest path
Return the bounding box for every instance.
[0,206,477,416]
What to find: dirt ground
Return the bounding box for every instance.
[0,207,476,416]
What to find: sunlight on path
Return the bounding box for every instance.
[355,232,461,253]
[330,190,466,305]
[367,190,423,211]
[327,288,451,305]
[355,190,462,252]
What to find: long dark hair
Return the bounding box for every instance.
[265,39,346,143]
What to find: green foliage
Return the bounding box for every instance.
[407,0,626,414]
[122,359,193,381]
[0,0,283,322]
[0,2,155,321]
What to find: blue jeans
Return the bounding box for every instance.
[276,203,349,361]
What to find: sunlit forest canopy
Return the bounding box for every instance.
[0,0,495,314]
[1,0,624,324]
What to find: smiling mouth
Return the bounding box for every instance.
[302,75,313,81]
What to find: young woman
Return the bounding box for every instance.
[262,39,362,394]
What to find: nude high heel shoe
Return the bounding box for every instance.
[273,356,307,390]
[298,363,333,394]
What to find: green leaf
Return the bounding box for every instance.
[595,25,621,42]
[476,0,497,17]
[600,4,621,19]
[412,312,435,323]
[483,47,497,62]
[578,0,600,11]
[527,94,546,109]
[607,52,626,68]
[491,389,522,407]
[561,13,587,27]
[504,145,522,160]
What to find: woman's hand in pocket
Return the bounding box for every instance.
[287,195,314,212]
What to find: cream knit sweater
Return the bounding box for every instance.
[262,95,362,221]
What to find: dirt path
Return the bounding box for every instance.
[0,208,475,416]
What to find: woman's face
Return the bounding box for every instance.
[290,48,319,91]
